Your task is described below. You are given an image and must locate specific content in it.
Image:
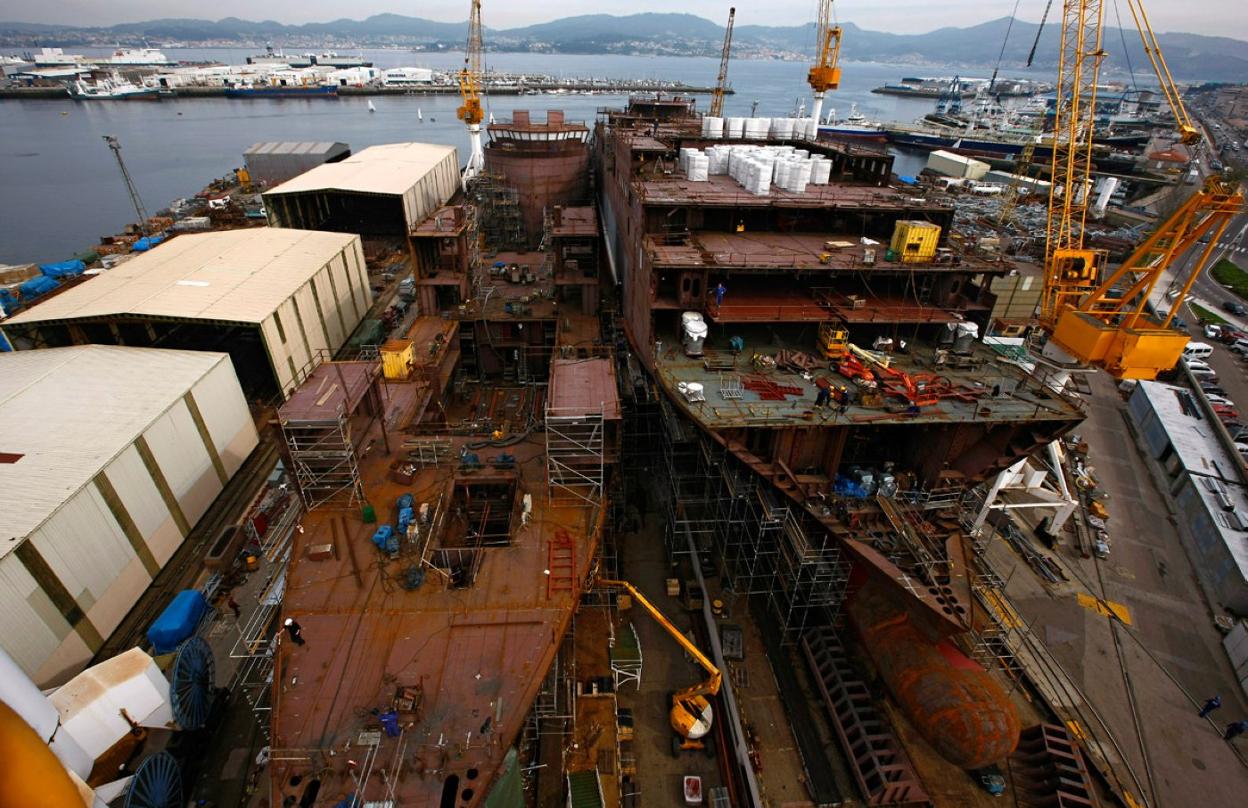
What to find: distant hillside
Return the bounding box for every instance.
[2,13,1246,81]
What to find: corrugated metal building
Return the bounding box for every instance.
[0,228,370,399]
[1128,380,1248,612]
[263,142,460,237]
[244,141,351,188]
[0,345,259,686]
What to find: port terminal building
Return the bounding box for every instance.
[0,345,258,686]
[0,228,370,399]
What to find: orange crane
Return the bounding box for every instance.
[806,0,842,127]
[597,578,722,752]
[709,7,735,118]
[1039,0,1243,379]
[457,0,485,184]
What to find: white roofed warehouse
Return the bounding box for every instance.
[262,142,460,237]
[0,228,370,399]
[0,346,259,686]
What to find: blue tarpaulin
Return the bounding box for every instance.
[131,235,166,252]
[898,175,919,186]
[19,275,59,299]
[147,589,208,654]
[39,260,85,278]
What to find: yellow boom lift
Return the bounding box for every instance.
[806,0,842,128]
[1040,0,1243,379]
[709,7,735,119]
[598,578,722,752]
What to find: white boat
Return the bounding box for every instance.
[104,47,170,67]
[367,100,376,113]
[69,73,161,101]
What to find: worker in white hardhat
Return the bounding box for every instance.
[283,617,305,646]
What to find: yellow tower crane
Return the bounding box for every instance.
[597,578,722,751]
[457,0,486,184]
[806,0,842,128]
[709,7,735,119]
[1040,0,1243,379]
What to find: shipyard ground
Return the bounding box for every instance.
[992,369,1248,807]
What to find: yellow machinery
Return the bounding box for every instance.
[1039,0,1244,379]
[818,321,850,360]
[889,220,941,263]
[598,578,722,749]
[806,0,842,128]
[457,0,485,182]
[709,7,735,119]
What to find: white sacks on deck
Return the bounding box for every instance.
[681,143,834,195]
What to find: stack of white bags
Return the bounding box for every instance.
[681,143,834,195]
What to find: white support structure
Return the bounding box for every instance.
[972,441,1078,534]
[545,404,606,507]
[462,123,484,188]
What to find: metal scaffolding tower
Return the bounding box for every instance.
[280,414,366,510]
[545,404,606,507]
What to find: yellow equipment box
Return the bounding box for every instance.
[890,220,941,263]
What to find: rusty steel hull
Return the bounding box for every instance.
[847,578,1021,769]
[485,144,589,246]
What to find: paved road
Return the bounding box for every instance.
[991,372,1248,808]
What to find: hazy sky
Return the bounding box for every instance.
[3,1,1242,39]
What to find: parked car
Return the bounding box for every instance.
[1206,394,1235,407]
[1231,338,1248,354]
[1205,324,1223,339]
[1185,358,1214,371]
[1219,328,1246,344]
[1223,300,1248,317]
[1214,403,1240,419]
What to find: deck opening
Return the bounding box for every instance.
[440,775,461,808]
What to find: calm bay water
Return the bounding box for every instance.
[0,49,1045,264]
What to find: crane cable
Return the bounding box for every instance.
[989,0,1024,94]
[1027,0,1055,67]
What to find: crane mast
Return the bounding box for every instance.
[102,135,149,236]
[457,0,485,185]
[709,7,735,119]
[1041,0,1106,322]
[806,0,842,127]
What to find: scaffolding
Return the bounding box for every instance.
[281,413,365,510]
[545,404,606,507]
[468,172,523,251]
[651,393,852,642]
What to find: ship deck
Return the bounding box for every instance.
[270,378,604,807]
[637,173,950,211]
[654,327,1083,429]
[647,230,1014,275]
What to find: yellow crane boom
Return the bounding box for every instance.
[1122,0,1199,145]
[709,7,735,119]
[806,0,842,126]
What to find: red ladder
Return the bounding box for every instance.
[546,529,577,599]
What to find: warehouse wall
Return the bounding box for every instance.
[402,148,461,229]
[0,357,260,686]
[262,241,371,397]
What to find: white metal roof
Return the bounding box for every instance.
[0,346,232,552]
[3,228,358,326]
[245,141,348,157]
[264,142,458,197]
